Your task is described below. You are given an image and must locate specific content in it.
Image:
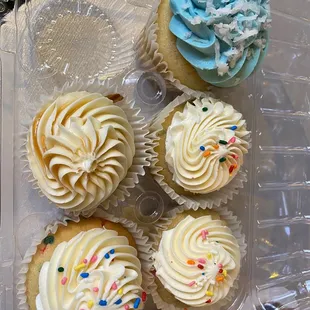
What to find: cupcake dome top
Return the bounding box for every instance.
[169,0,271,87]
[165,97,249,194]
[153,214,241,307]
[36,227,145,310]
[27,91,135,213]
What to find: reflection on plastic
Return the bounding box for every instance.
[125,0,155,10]
[122,69,167,121]
[16,213,54,257]
[134,191,164,224]
[123,69,166,108]
[136,71,167,107]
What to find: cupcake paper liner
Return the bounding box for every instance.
[16,209,154,310]
[149,92,250,211]
[20,77,152,217]
[150,204,247,310]
[135,11,211,97]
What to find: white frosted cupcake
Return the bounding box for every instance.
[150,93,250,209]
[18,215,152,310]
[25,81,150,215]
[152,209,242,309]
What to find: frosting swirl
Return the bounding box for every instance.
[165,97,249,194]
[169,0,271,87]
[27,92,135,212]
[154,215,240,307]
[36,228,145,310]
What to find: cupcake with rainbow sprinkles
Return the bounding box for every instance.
[150,93,250,209]
[151,208,244,310]
[18,215,153,310]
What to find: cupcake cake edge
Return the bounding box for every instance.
[20,78,153,217]
[149,92,250,210]
[16,209,154,310]
[150,205,247,310]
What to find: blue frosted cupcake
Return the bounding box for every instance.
[146,0,271,90]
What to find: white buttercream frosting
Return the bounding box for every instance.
[36,228,145,310]
[165,98,249,194]
[154,215,240,307]
[27,91,135,212]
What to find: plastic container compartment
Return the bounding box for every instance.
[0,0,310,309]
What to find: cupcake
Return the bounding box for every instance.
[26,86,149,215]
[150,94,250,209]
[21,217,149,310]
[152,208,243,309]
[139,0,271,92]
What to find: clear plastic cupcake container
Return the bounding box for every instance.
[0,0,310,310]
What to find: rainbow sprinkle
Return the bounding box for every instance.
[201,230,207,240]
[187,259,195,265]
[203,150,211,157]
[219,140,228,145]
[83,259,88,264]
[99,300,107,306]
[61,277,67,285]
[216,275,224,282]
[230,125,237,130]
[197,264,204,270]
[124,305,130,310]
[218,263,223,268]
[202,107,208,112]
[93,287,99,292]
[58,267,64,273]
[111,282,118,290]
[87,300,94,308]
[134,298,141,309]
[104,253,110,259]
[142,292,147,302]
[80,273,89,279]
[206,299,212,304]
[115,299,122,305]
[200,146,206,151]
[74,263,86,271]
[206,291,214,297]
[206,253,212,260]
[110,249,115,254]
[118,288,123,295]
[219,157,226,163]
[223,269,227,277]
[198,258,206,264]
[43,235,54,245]
[188,281,195,287]
[214,145,219,150]
[229,137,236,144]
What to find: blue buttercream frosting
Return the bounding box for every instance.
[169,0,271,87]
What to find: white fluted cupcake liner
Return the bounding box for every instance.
[150,204,247,310]
[135,11,212,97]
[20,77,152,217]
[149,92,250,211]
[17,209,154,310]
